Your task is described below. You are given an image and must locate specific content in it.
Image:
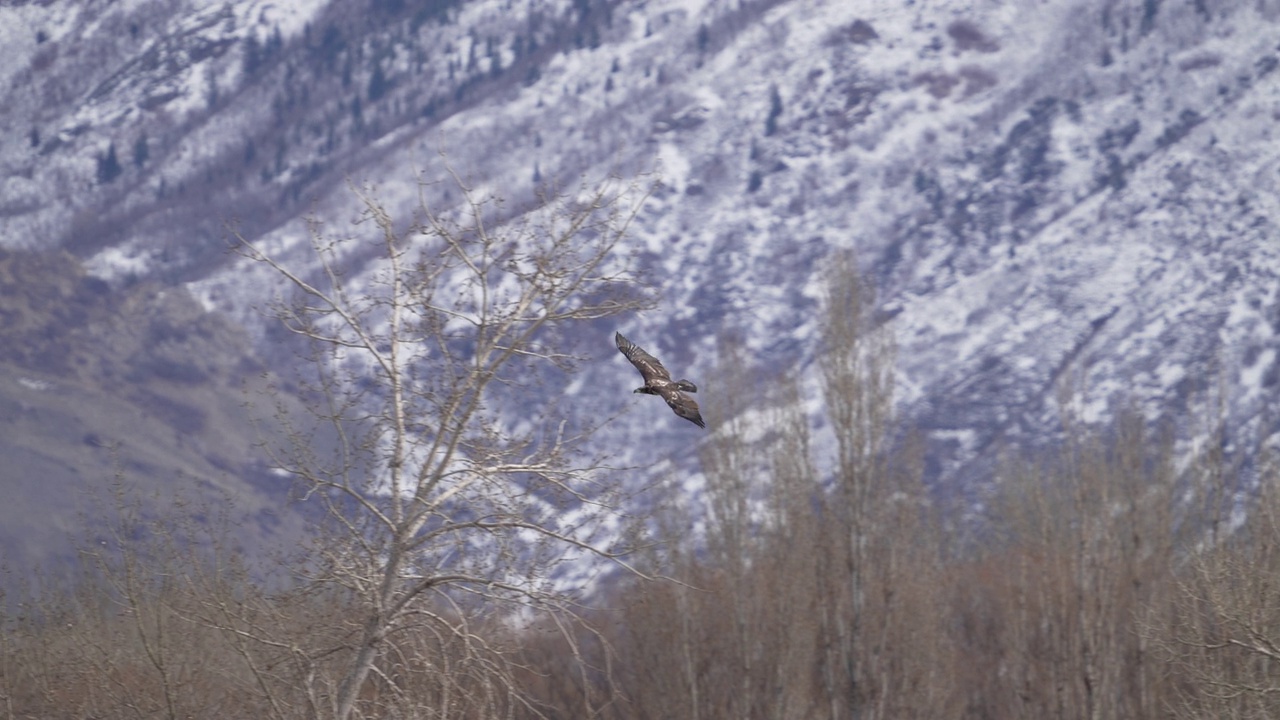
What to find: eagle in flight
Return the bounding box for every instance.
[615,332,705,429]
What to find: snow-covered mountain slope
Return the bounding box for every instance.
[3,0,1280,518]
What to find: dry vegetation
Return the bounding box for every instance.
[2,232,1278,718]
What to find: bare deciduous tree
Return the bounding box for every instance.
[1152,445,1280,720]
[816,249,896,718]
[227,169,656,719]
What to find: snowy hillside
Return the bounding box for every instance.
[3,0,1280,549]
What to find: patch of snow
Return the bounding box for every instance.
[18,377,54,392]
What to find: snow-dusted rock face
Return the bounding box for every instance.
[3,0,1279,501]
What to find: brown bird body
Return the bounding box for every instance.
[615,332,705,429]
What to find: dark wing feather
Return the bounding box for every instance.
[659,387,706,429]
[615,332,673,384]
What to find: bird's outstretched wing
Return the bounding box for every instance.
[659,387,706,429]
[615,332,673,384]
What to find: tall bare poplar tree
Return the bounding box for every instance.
[229,170,655,719]
[816,249,896,717]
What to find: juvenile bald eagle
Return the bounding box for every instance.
[615,332,705,429]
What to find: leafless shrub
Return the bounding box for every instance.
[947,19,1000,53]
[827,19,879,46]
[915,70,962,99]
